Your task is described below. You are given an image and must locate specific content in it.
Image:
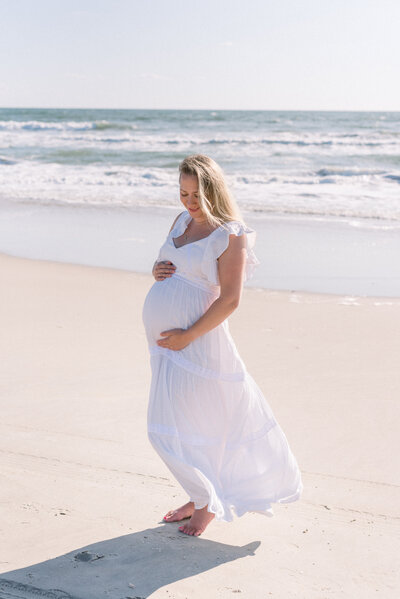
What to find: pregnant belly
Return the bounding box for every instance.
[142,275,217,346]
[142,275,246,378]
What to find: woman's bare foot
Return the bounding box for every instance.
[163,501,195,522]
[178,505,215,536]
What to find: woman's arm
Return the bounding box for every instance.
[156,233,247,349]
[186,233,246,341]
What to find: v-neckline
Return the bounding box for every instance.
[171,214,221,249]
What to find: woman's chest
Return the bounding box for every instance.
[158,237,206,277]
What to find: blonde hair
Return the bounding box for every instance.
[178,154,244,230]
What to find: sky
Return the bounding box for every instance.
[0,0,399,111]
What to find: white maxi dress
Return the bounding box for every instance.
[142,210,303,521]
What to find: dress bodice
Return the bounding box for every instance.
[156,210,260,293]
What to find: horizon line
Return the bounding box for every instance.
[1,105,399,113]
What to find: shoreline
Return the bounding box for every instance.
[1,200,400,298]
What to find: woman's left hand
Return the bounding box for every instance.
[156,328,193,351]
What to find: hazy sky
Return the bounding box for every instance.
[1,0,399,110]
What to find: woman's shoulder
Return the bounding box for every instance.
[200,217,260,285]
[168,210,188,233]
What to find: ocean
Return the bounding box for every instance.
[1,107,400,223]
[1,107,399,297]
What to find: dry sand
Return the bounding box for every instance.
[0,251,399,598]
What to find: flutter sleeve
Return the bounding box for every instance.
[201,220,261,286]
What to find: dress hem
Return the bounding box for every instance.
[148,429,303,524]
[187,488,304,523]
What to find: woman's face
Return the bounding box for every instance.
[179,173,204,218]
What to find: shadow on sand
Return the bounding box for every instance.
[0,523,260,598]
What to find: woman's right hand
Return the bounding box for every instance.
[153,260,177,281]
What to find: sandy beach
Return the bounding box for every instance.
[1,251,399,598]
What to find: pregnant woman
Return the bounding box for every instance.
[142,154,303,537]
